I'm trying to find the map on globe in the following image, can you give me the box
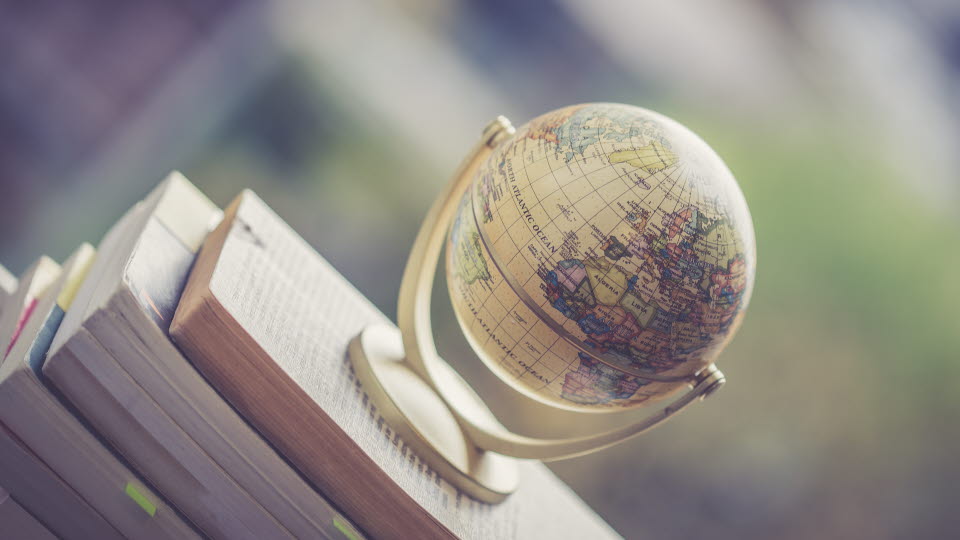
[447,103,755,410]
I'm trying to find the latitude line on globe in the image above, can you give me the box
[478,135,556,384]
[507,135,678,276]
[585,160,690,357]
[586,120,686,363]
[543,119,694,380]
[698,174,726,279]
[689,170,735,283]
[469,159,696,384]
[495,137,646,382]
[462,154,567,390]
[474,174,614,389]
[541,156,690,378]
[486,123,667,258]
[471,110,718,389]
[469,216,563,392]
[586,117,689,332]
[484,121,694,382]
[494,130,656,250]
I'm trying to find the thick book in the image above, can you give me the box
[171,190,620,539]
[0,255,119,540]
[0,258,60,358]
[0,484,57,540]
[46,175,287,539]
[46,173,365,540]
[0,421,119,540]
[0,247,197,539]
[0,263,121,540]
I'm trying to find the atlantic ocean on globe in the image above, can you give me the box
[446,103,756,412]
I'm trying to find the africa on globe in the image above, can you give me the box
[446,103,756,412]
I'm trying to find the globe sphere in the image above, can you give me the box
[446,103,755,412]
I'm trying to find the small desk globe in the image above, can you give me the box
[447,103,755,411]
[350,103,755,504]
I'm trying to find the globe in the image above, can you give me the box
[445,103,755,412]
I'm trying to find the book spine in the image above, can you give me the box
[0,424,123,540]
[0,486,58,540]
[48,323,293,539]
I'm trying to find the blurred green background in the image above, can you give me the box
[2,1,959,538]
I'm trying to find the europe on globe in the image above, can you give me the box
[446,103,756,411]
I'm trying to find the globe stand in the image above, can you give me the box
[349,325,519,503]
[350,115,727,503]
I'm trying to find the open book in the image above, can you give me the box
[172,190,620,539]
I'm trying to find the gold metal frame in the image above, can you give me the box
[349,116,726,502]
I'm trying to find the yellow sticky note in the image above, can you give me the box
[57,244,95,311]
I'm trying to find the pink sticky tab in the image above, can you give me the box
[5,297,38,359]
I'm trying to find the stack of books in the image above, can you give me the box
[0,173,618,539]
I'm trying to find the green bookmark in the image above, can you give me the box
[124,482,157,517]
[333,516,362,540]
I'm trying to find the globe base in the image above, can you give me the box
[348,324,519,503]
